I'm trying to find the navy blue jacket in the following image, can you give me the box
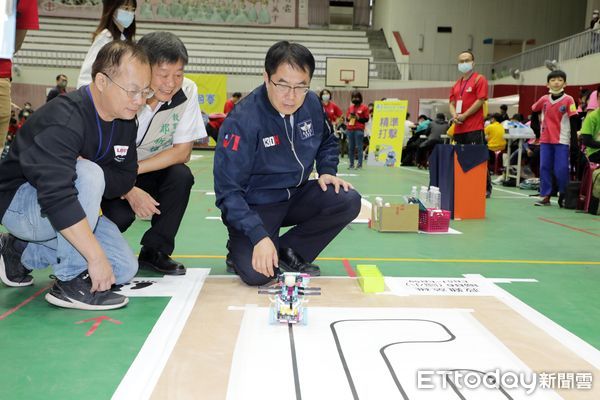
[214,84,339,245]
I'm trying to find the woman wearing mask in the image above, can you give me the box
[77,0,137,88]
[345,90,370,169]
[320,89,343,127]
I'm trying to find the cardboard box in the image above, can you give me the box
[370,203,419,232]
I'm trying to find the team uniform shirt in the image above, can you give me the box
[449,72,488,134]
[214,84,339,245]
[346,103,370,131]
[580,108,600,157]
[77,29,126,88]
[0,86,138,230]
[224,98,236,114]
[484,121,506,151]
[322,101,343,125]
[0,0,39,78]
[531,93,577,145]
[136,77,207,161]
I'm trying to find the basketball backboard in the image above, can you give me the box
[326,57,370,88]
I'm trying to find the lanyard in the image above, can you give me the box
[458,73,475,99]
[85,86,115,162]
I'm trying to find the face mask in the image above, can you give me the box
[458,62,473,74]
[58,81,67,88]
[352,99,361,105]
[321,94,330,102]
[549,88,564,95]
[114,9,135,29]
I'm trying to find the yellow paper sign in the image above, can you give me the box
[367,100,408,167]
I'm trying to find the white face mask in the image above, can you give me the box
[321,94,330,102]
[549,88,564,95]
[458,62,473,74]
[114,9,135,29]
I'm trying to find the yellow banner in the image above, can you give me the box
[185,73,227,115]
[367,100,408,167]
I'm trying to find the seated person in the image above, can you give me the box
[484,113,507,170]
[417,113,448,168]
[213,41,361,286]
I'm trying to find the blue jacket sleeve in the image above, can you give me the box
[213,118,269,246]
[315,113,339,176]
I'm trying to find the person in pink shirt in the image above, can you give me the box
[530,70,578,207]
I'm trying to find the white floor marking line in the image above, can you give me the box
[418,227,462,235]
[112,269,209,400]
[189,154,205,160]
[465,274,600,370]
[205,216,221,220]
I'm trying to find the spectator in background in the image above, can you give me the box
[0,0,38,155]
[417,113,447,168]
[403,112,416,147]
[590,9,600,30]
[484,113,507,169]
[531,70,578,207]
[77,0,137,88]
[17,102,34,121]
[346,90,370,169]
[580,89,600,163]
[498,104,509,122]
[589,10,600,54]
[320,88,343,128]
[46,74,69,103]
[224,92,242,114]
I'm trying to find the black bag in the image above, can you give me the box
[564,181,580,209]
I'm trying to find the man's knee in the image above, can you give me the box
[106,210,135,233]
[166,164,195,192]
[239,270,273,287]
[76,159,105,197]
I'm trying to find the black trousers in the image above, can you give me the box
[101,164,194,255]
[454,130,492,193]
[226,180,362,286]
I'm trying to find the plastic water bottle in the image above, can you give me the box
[429,186,441,209]
[419,186,429,208]
[410,186,418,199]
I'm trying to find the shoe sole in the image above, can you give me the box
[45,292,129,311]
[139,260,186,276]
[0,258,33,287]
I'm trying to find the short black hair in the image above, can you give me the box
[511,113,524,122]
[91,40,149,81]
[265,41,315,79]
[492,113,502,121]
[232,92,242,98]
[138,31,188,66]
[56,74,67,81]
[436,112,445,120]
[500,104,508,111]
[459,50,475,61]
[406,112,410,118]
[547,69,567,82]
[319,89,332,99]
[418,114,429,120]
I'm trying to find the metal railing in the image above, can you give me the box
[492,29,600,78]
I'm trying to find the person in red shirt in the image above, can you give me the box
[0,0,39,152]
[224,92,242,114]
[449,50,491,195]
[530,70,578,207]
[345,90,370,169]
[319,88,342,127]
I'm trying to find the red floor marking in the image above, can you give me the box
[0,285,51,321]
[342,259,356,277]
[75,316,122,337]
[539,217,600,237]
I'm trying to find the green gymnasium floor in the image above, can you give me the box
[1,150,599,399]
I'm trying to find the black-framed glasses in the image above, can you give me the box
[269,79,310,95]
[103,73,154,100]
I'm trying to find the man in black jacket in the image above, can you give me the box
[0,41,152,310]
[214,41,361,286]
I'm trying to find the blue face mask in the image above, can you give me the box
[458,62,473,74]
[114,9,135,29]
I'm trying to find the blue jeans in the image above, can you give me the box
[347,129,364,167]
[1,160,137,283]
[539,143,569,196]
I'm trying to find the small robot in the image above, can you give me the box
[385,150,397,167]
[258,273,321,325]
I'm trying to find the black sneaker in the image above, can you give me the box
[225,253,238,275]
[45,271,128,310]
[0,233,33,287]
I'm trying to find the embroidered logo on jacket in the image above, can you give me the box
[113,145,129,162]
[262,135,280,148]
[223,133,241,151]
[298,120,314,140]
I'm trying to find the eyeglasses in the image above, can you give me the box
[103,73,154,100]
[269,79,310,95]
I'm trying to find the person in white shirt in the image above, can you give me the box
[403,112,416,147]
[77,0,137,88]
[101,32,207,276]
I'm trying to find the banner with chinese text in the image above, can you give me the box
[186,73,227,115]
[367,100,408,167]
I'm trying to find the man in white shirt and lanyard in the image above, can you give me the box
[102,32,206,275]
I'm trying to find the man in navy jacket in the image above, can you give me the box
[214,41,361,286]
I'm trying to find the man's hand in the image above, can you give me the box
[252,237,278,277]
[122,187,160,218]
[318,173,353,193]
[454,114,465,124]
[87,255,116,292]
